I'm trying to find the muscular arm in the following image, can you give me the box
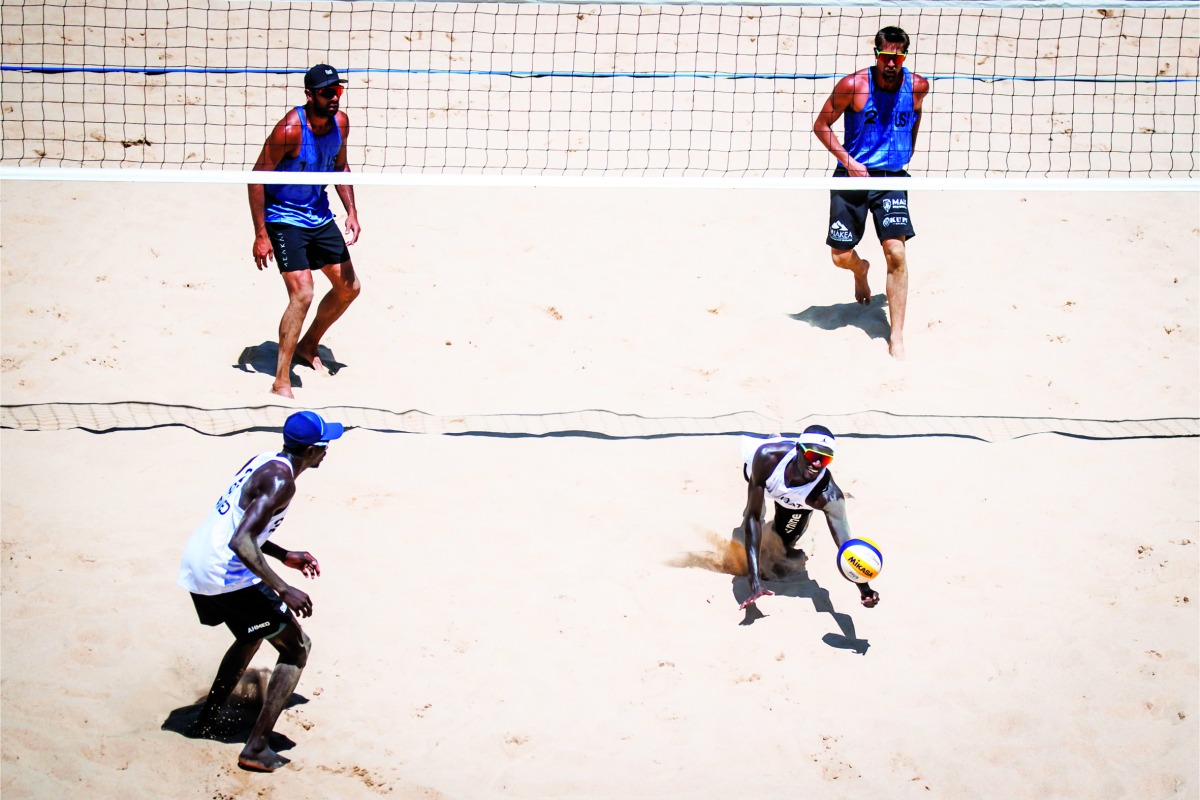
[229,463,314,615]
[742,477,769,604]
[811,476,879,608]
[332,112,360,245]
[813,72,869,177]
[739,443,791,609]
[248,111,303,268]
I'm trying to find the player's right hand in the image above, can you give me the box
[281,585,313,617]
[252,234,275,270]
[740,585,775,610]
[846,157,870,178]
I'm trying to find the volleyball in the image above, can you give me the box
[837,538,883,584]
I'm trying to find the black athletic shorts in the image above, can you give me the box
[773,504,812,545]
[190,582,293,642]
[826,167,917,249]
[266,220,351,274]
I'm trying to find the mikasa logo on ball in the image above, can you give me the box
[846,553,877,577]
[837,538,883,584]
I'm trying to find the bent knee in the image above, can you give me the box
[289,284,316,307]
[276,629,312,667]
[289,636,311,668]
[332,268,362,300]
[830,248,856,267]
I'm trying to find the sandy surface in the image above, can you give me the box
[1,180,1197,800]
[4,5,1198,798]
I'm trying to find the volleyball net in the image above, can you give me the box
[1,0,1197,183]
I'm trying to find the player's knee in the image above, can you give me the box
[830,248,856,268]
[332,269,361,302]
[289,282,316,307]
[291,632,312,668]
[881,239,906,266]
[275,629,311,667]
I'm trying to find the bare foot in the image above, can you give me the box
[853,259,871,305]
[270,383,295,399]
[238,746,290,773]
[292,345,325,372]
[888,336,907,360]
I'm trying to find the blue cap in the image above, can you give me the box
[283,410,345,448]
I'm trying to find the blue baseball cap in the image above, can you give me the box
[283,410,345,448]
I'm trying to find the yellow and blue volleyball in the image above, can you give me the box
[837,538,883,584]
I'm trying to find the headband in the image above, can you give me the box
[797,430,836,452]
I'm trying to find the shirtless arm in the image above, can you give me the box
[740,473,775,610]
[332,112,360,245]
[739,445,798,610]
[813,479,879,608]
[229,464,314,617]
[813,72,870,177]
[249,111,303,269]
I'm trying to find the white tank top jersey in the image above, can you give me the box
[177,452,293,596]
[741,436,828,511]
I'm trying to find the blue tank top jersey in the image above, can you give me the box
[264,106,342,229]
[842,69,916,172]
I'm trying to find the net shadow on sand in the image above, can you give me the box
[2,403,1195,442]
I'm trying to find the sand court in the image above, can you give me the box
[1,178,1197,798]
[3,1,1198,794]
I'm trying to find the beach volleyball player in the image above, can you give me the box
[249,64,363,398]
[739,425,880,610]
[177,411,343,772]
[813,27,929,360]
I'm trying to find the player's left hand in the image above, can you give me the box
[283,550,321,578]
[344,214,361,246]
[859,589,880,608]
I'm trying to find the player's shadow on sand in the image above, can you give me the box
[671,529,870,654]
[161,669,307,751]
[234,341,347,387]
[789,294,890,342]
[733,570,870,655]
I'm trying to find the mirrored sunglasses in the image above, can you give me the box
[875,50,907,64]
[315,85,344,99]
[800,445,834,469]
